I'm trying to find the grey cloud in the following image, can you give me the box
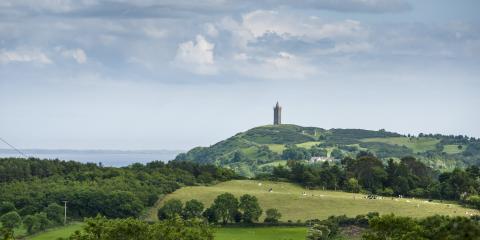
[0,0,412,20]
[287,0,412,13]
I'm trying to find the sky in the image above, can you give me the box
[0,0,479,150]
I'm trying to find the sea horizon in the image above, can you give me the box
[0,148,183,167]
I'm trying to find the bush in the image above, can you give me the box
[0,202,15,216]
[158,199,183,220]
[264,208,282,223]
[68,216,213,240]
[0,211,22,229]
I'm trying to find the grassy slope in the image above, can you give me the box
[215,226,306,240]
[296,141,322,149]
[27,223,83,240]
[360,137,439,153]
[443,144,466,154]
[157,180,477,222]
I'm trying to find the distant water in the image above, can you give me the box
[0,149,183,167]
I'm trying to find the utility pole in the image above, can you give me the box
[62,201,68,225]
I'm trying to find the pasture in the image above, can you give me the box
[154,180,476,222]
[215,226,307,240]
[360,137,440,153]
[27,223,83,240]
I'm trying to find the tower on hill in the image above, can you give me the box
[273,102,282,125]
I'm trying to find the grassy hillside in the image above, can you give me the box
[154,180,476,222]
[176,124,480,176]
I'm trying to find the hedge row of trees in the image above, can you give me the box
[66,216,213,240]
[304,213,480,240]
[0,158,238,235]
[158,193,282,224]
[269,152,480,202]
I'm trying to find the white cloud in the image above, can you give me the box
[0,49,52,64]
[242,10,367,42]
[173,35,217,75]
[232,51,317,80]
[205,23,219,38]
[143,26,168,39]
[59,48,88,64]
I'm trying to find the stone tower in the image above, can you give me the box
[273,102,282,125]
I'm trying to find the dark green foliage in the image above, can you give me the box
[67,216,213,240]
[0,157,236,228]
[330,149,344,159]
[243,125,317,144]
[209,193,239,224]
[45,203,63,224]
[282,145,311,160]
[158,199,183,220]
[0,202,15,216]
[239,194,262,223]
[0,211,21,229]
[0,227,14,240]
[264,208,282,223]
[359,142,413,158]
[363,214,480,240]
[270,155,480,201]
[183,199,204,220]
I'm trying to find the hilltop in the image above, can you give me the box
[176,124,480,176]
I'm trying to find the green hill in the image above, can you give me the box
[153,180,475,221]
[176,124,480,176]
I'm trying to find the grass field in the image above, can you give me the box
[27,223,83,240]
[266,144,287,154]
[296,141,322,149]
[215,226,306,240]
[443,144,466,154]
[360,137,440,153]
[155,180,477,222]
[258,160,288,168]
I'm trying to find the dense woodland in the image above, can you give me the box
[0,158,237,235]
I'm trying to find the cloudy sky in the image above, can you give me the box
[1,0,479,150]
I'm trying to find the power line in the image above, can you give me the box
[0,137,29,158]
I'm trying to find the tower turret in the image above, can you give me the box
[273,102,282,125]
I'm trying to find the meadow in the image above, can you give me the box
[26,223,83,240]
[360,137,440,153]
[215,226,307,240]
[153,180,477,222]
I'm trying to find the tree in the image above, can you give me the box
[306,224,331,240]
[264,208,281,223]
[183,199,204,220]
[0,227,14,240]
[239,194,262,223]
[211,193,238,224]
[158,199,183,220]
[0,202,15,216]
[23,215,38,234]
[202,207,218,223]
[45,203,63,224]
[0,211,21,229]
[35,212,50,231]
[347,178,360,193]
[68,215,213,240]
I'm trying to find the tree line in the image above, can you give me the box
[158,193,282,224]
[267,152,480,204]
